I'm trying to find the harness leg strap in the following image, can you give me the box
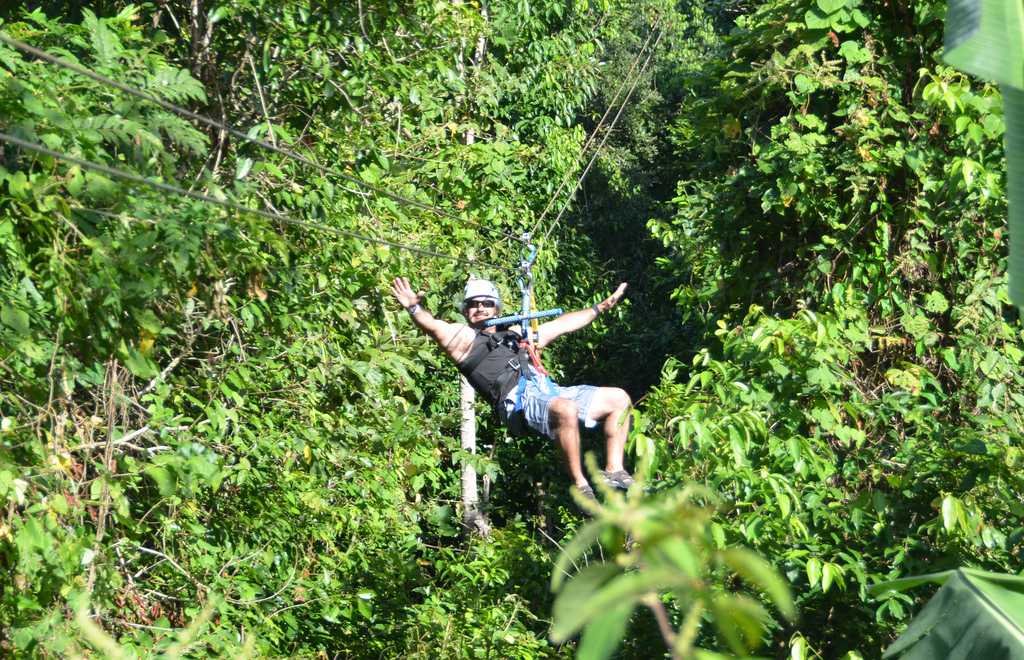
[513,374,529,412]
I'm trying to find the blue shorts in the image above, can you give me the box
[502,376,599,440]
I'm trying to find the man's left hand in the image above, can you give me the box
[596,282,628,314]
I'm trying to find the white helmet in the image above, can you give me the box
[462,278,501,310]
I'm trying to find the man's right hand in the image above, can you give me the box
[390,277,424,308]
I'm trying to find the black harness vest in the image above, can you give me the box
[457,329,531,407]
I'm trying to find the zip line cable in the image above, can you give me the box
[0,132,508,271]
[539,29,663,245]
[538,29,664,246]
[0,32,521,243]
[530,24,659,238]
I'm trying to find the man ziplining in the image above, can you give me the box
[390,276,634,500]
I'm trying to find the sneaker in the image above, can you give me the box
[601,470,635,490]
[572,483,597,515]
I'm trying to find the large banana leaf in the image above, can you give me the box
[943,0,1024,306]
[871,568,1024,659]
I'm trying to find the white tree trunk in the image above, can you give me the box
[457,0,491,538]
[460,376,489,535]
[460,375,478,509]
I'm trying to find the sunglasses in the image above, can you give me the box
[465,299,497,310]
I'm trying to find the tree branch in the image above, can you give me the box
[644,594,678,658]
[247,53,277,147]
[141,356,182,396]
[70,426,151,452]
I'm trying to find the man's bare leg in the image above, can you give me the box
[587,387,633,473]
[548,397,588,488]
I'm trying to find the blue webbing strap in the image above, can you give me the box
[513,374,529,412]
[512,368,559,414]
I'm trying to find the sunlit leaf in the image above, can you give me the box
[721,548,795,620]
[577,602,634,660]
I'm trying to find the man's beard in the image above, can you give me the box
[468,313,498,330]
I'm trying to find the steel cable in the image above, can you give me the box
[538,29,664,246]
[529,23,660,239]
[0,131,508,271]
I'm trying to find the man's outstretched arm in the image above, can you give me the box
[390,277,474,362]
[535,282,627,349]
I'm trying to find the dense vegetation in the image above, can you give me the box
[1,0,1020,658]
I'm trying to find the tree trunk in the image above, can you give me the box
[460,376,490,536]
[457,0,491,538]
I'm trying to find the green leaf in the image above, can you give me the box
[942,495,961,531]
[653,537,701,577]
[804,9,832,29]
[941,348,960,370]
[872,568,1024,596]
[924,291,949,314]
[830,8,855,31]
[122,347,158,379]
[822,562,835,593]
[817,0,848,13]
[839,41,872,63]
[357,596,372,619]
[1005,87,1024,307]
[84,10,123,65]
[880,570,1024,658]
[66,165,85,196]
[6,170,29,198]
[901,312,930,339]
[16,518,48,552]
[134,309,163,335]
[51,493,68,515]
[944,0,1024,87]
[144,466,177,497]
[944,0,1024,305]
[769,479,792,517]
[806,366,837,388]
[84,172,118,202]
[360,165,381,184]
[551,563,622,641]
[807,558,823,588]
[710,593,770,655]
[552,567,688,642]
[794,74,818,94]
[208,5,230,23]
[577,602,634,660]
[721,548,795,620]
[1,305,29,335]
[710,523,726,548]
[235,157,254,180]
[551,519,608,591]
[885,367,921,392]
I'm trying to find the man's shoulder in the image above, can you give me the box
[441,322,477,358]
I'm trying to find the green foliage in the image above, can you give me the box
[871,568,1024,658]
[941,0,1024,306]
[638,294,1022,654]
[2,0,1019,656]
[550,456,794,659]
[605,2,1024,655]
[0,1,658,656]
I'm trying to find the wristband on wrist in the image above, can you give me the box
[591,304,601,316]
[406,303,422,315]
